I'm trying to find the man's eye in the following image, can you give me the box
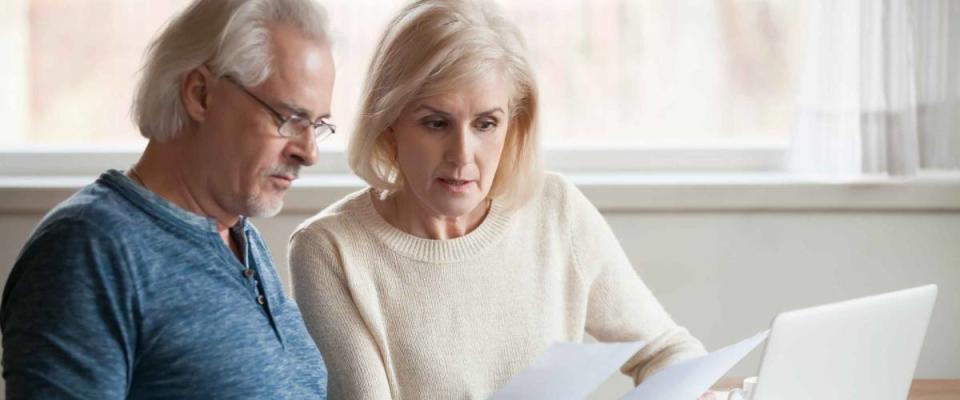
[290,116,311,127]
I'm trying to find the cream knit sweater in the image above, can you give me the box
[289,173,705,400]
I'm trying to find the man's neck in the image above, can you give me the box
[132,140,241,234]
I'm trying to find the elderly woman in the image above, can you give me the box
[289,0,707,398]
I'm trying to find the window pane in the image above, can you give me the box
[508,0,807,146]
[1,0,805,150]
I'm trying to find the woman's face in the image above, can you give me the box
[389,77,511,219]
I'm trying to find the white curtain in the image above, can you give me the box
[788,0,960,176]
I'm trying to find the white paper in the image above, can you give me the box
[488,341,645,400]
[620,330,770,400]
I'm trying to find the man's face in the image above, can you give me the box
[197,24,335,218]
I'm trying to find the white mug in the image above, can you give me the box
[727,376,758,400]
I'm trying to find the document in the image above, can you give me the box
[488,341,645,400]
[620,330,770,400]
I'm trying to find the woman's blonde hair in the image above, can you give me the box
[132,0,330,141]
[348,0,543,210]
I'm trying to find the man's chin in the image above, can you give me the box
[244,196,284,218]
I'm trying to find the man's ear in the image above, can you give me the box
[181,65,214,123]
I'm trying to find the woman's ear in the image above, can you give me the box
[181,65,214,123]
[383,126,399,159]
[383,126,398,145]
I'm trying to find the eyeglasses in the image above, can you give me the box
[223,76,336,142]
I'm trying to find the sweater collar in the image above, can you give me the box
[356,189,513,263]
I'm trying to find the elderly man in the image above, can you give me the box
[1,0,333,398]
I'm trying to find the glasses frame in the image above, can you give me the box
[222,75,336,141]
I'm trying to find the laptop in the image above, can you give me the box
[748,284,938,400]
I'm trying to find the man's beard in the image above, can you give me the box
[245,194,284,218]
[243,164,299,218]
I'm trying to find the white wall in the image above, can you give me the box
[1,183,958,398]
[0,0,28,148]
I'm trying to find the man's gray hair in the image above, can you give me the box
[132,0,330,141]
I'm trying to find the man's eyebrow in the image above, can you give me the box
[278,101,331,122]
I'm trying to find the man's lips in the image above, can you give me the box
[269,175,296,188]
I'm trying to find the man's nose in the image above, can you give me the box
[286,131,318,167]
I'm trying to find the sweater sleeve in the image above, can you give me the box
[557,175,707,384]
[288,226,393,400]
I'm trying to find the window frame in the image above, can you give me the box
[0,145,786,178]
[3,146,960,216]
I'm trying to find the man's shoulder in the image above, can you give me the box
[36,179,141,237]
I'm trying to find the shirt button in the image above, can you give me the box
[243,268,255,279]
[256,295,266,305]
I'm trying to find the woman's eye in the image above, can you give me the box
[422,119,447,130]
[476,119,498,131]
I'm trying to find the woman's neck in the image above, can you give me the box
[372,190,490,240]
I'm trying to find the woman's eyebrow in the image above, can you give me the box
[414,105,504,117]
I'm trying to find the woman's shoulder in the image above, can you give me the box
[530,171,585,210]
[292,187,373,241]
[506,171,588,227]
[519,171,601,230]
[540,171,576,195]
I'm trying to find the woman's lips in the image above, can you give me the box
[437,177,474,193]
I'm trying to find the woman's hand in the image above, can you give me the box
[699,391,719,400]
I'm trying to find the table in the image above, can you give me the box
[712,378,960,400]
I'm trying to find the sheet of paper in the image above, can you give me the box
[488,341,645,400]
[620,330,770,400]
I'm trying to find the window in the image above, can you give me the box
[1,0,807,172]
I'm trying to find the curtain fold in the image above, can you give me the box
[788,0,960,176]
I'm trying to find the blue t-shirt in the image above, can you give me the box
[1,170,327,399]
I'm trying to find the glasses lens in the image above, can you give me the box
[314,124,335,142]
[279,117,311,138]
